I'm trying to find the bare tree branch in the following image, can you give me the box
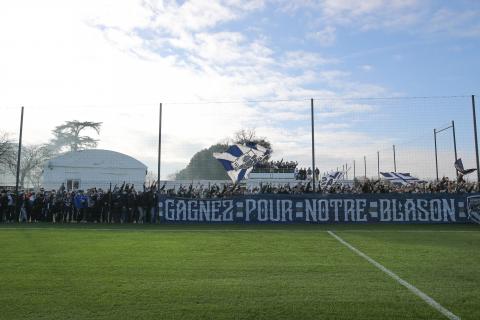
[6,144,53,188]
[0,132,14,166]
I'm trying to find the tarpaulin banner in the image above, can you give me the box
[158,193,480,224]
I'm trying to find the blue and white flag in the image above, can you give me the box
[213,143,269,183]
[320,171,343,187]
[454,158,476,175]
[380,172,424,185]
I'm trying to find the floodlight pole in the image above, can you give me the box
[14,106,24,218]
[310,98,316,192]
[452,120,458,177]
[434,128,439,181]
[472,95,480,183]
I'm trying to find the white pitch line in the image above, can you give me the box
[0,227,478,233]
[0,227,329,233]
[327,231,460,320]
[327,230,479,233]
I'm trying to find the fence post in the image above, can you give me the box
[14,106,24,219]
[158,103,162,185]
[311,98,316,192]
[393,144,397,172]
[434,128,439,181]
[353,160,356,180]
[452,120,458,177]
[472,95,480,183]
[377,151,380,179]
[364,156,367,178]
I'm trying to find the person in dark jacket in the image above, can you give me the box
[0,190,7,223]
[74,191,88,222]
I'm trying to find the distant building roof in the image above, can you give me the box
[45,149,147,170]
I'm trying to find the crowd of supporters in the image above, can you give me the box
[0,182,158,224]
[1,177,478,223]
[253,160,298,173]
[161,176,479,198]
[295,167,320,180]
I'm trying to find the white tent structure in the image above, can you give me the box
[42,149,147,191]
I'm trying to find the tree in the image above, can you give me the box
[175,144,230,180]
[7,144,52,188]
[0,132,14,166]
[50,120,102,152]
[234,128,272,159]
[174,129,273,180]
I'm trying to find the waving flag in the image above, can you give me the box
[213,143,269,183]
[454,158,476,175]
[380,172,424,185]
[320,171,344,187]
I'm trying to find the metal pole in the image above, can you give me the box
[472,95,480,183]
[377,151,380,179]
[393,144,397,172]
[452,120,458,177]
[14,106,24,218]
[364,156,367,178]
[345,162,348,179]
[353,160,356,180]
[311,98,316,192]
[158,103,162,185]
[434,128,439,181]
[108,182,112,223]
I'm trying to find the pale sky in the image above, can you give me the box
[1,0,479,179]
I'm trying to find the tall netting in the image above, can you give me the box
[161,99,312,185]
[314,96,475,181]
[0,95,478,190]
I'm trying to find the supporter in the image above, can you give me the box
[253,160,298,173]
[0,190,7,223]
[307,167,312,180]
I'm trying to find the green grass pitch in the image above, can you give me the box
[0,224,479,320]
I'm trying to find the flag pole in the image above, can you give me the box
[310,98,316,192]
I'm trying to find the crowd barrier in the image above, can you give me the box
[158,193,480,224]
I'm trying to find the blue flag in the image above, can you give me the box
[213,143,269,183]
